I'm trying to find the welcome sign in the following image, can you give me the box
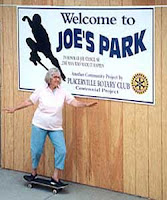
[18,6,154,104]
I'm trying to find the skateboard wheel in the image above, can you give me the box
[52,189,58,194]
[28,183,33,188]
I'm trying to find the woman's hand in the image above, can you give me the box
[70,99,98,108]
[85,102,98,107]
[2,108,16,113]
[2,99,33,114]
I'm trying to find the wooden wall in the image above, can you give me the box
[1,0,167,200]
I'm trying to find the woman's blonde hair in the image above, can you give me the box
[44,67,61,84]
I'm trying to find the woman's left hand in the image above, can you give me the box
[85,102,98,107]
[70,99,97,108]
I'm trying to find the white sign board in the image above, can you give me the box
[18,6,154,104]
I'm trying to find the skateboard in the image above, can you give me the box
[23,175,67,194]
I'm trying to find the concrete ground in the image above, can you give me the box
[0,168,148,200]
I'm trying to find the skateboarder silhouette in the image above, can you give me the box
[22,14,66,81]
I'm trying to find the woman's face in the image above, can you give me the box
[50,72,61,88]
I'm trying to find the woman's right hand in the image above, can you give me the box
[2,108,15,113]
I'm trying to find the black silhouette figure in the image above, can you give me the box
[22,14,66,81]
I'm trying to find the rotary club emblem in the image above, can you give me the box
[131,73,148,94]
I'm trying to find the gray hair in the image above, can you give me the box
[44,68,61,84]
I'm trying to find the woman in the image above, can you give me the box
[3,67,97,187]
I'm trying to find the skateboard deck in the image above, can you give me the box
[24,175,67,194]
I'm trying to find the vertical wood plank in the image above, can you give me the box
[132,0,155,5]
[99,101,112,189]
[64,104,77,182]
[162,7,167,200]
[13,6,24,171]
[109,0,123,192]
[74,0,87,6]
[85,0,98,6]
[160,0,167,5]
[135,105,149,197]
[4,0,26,4]
[2,6,14,169]
[148,7,162,200]
[32,0,53,5]
[52,0,65,6]
[87,99,100,186]
[155,0,162,4]
[110,102,123,192]
[13,0,30,174]
[0,5,5,168]
[97,101,111,189]
[76,99,89,185]
[123,0,132,6]
[123,103,136,195]
[109,0,123,5]
[23,92,34,174]
[2,0,12,4]
[64,0,75,6]
[9,0,53,5]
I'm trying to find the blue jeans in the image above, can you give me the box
[31,125,66,170]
